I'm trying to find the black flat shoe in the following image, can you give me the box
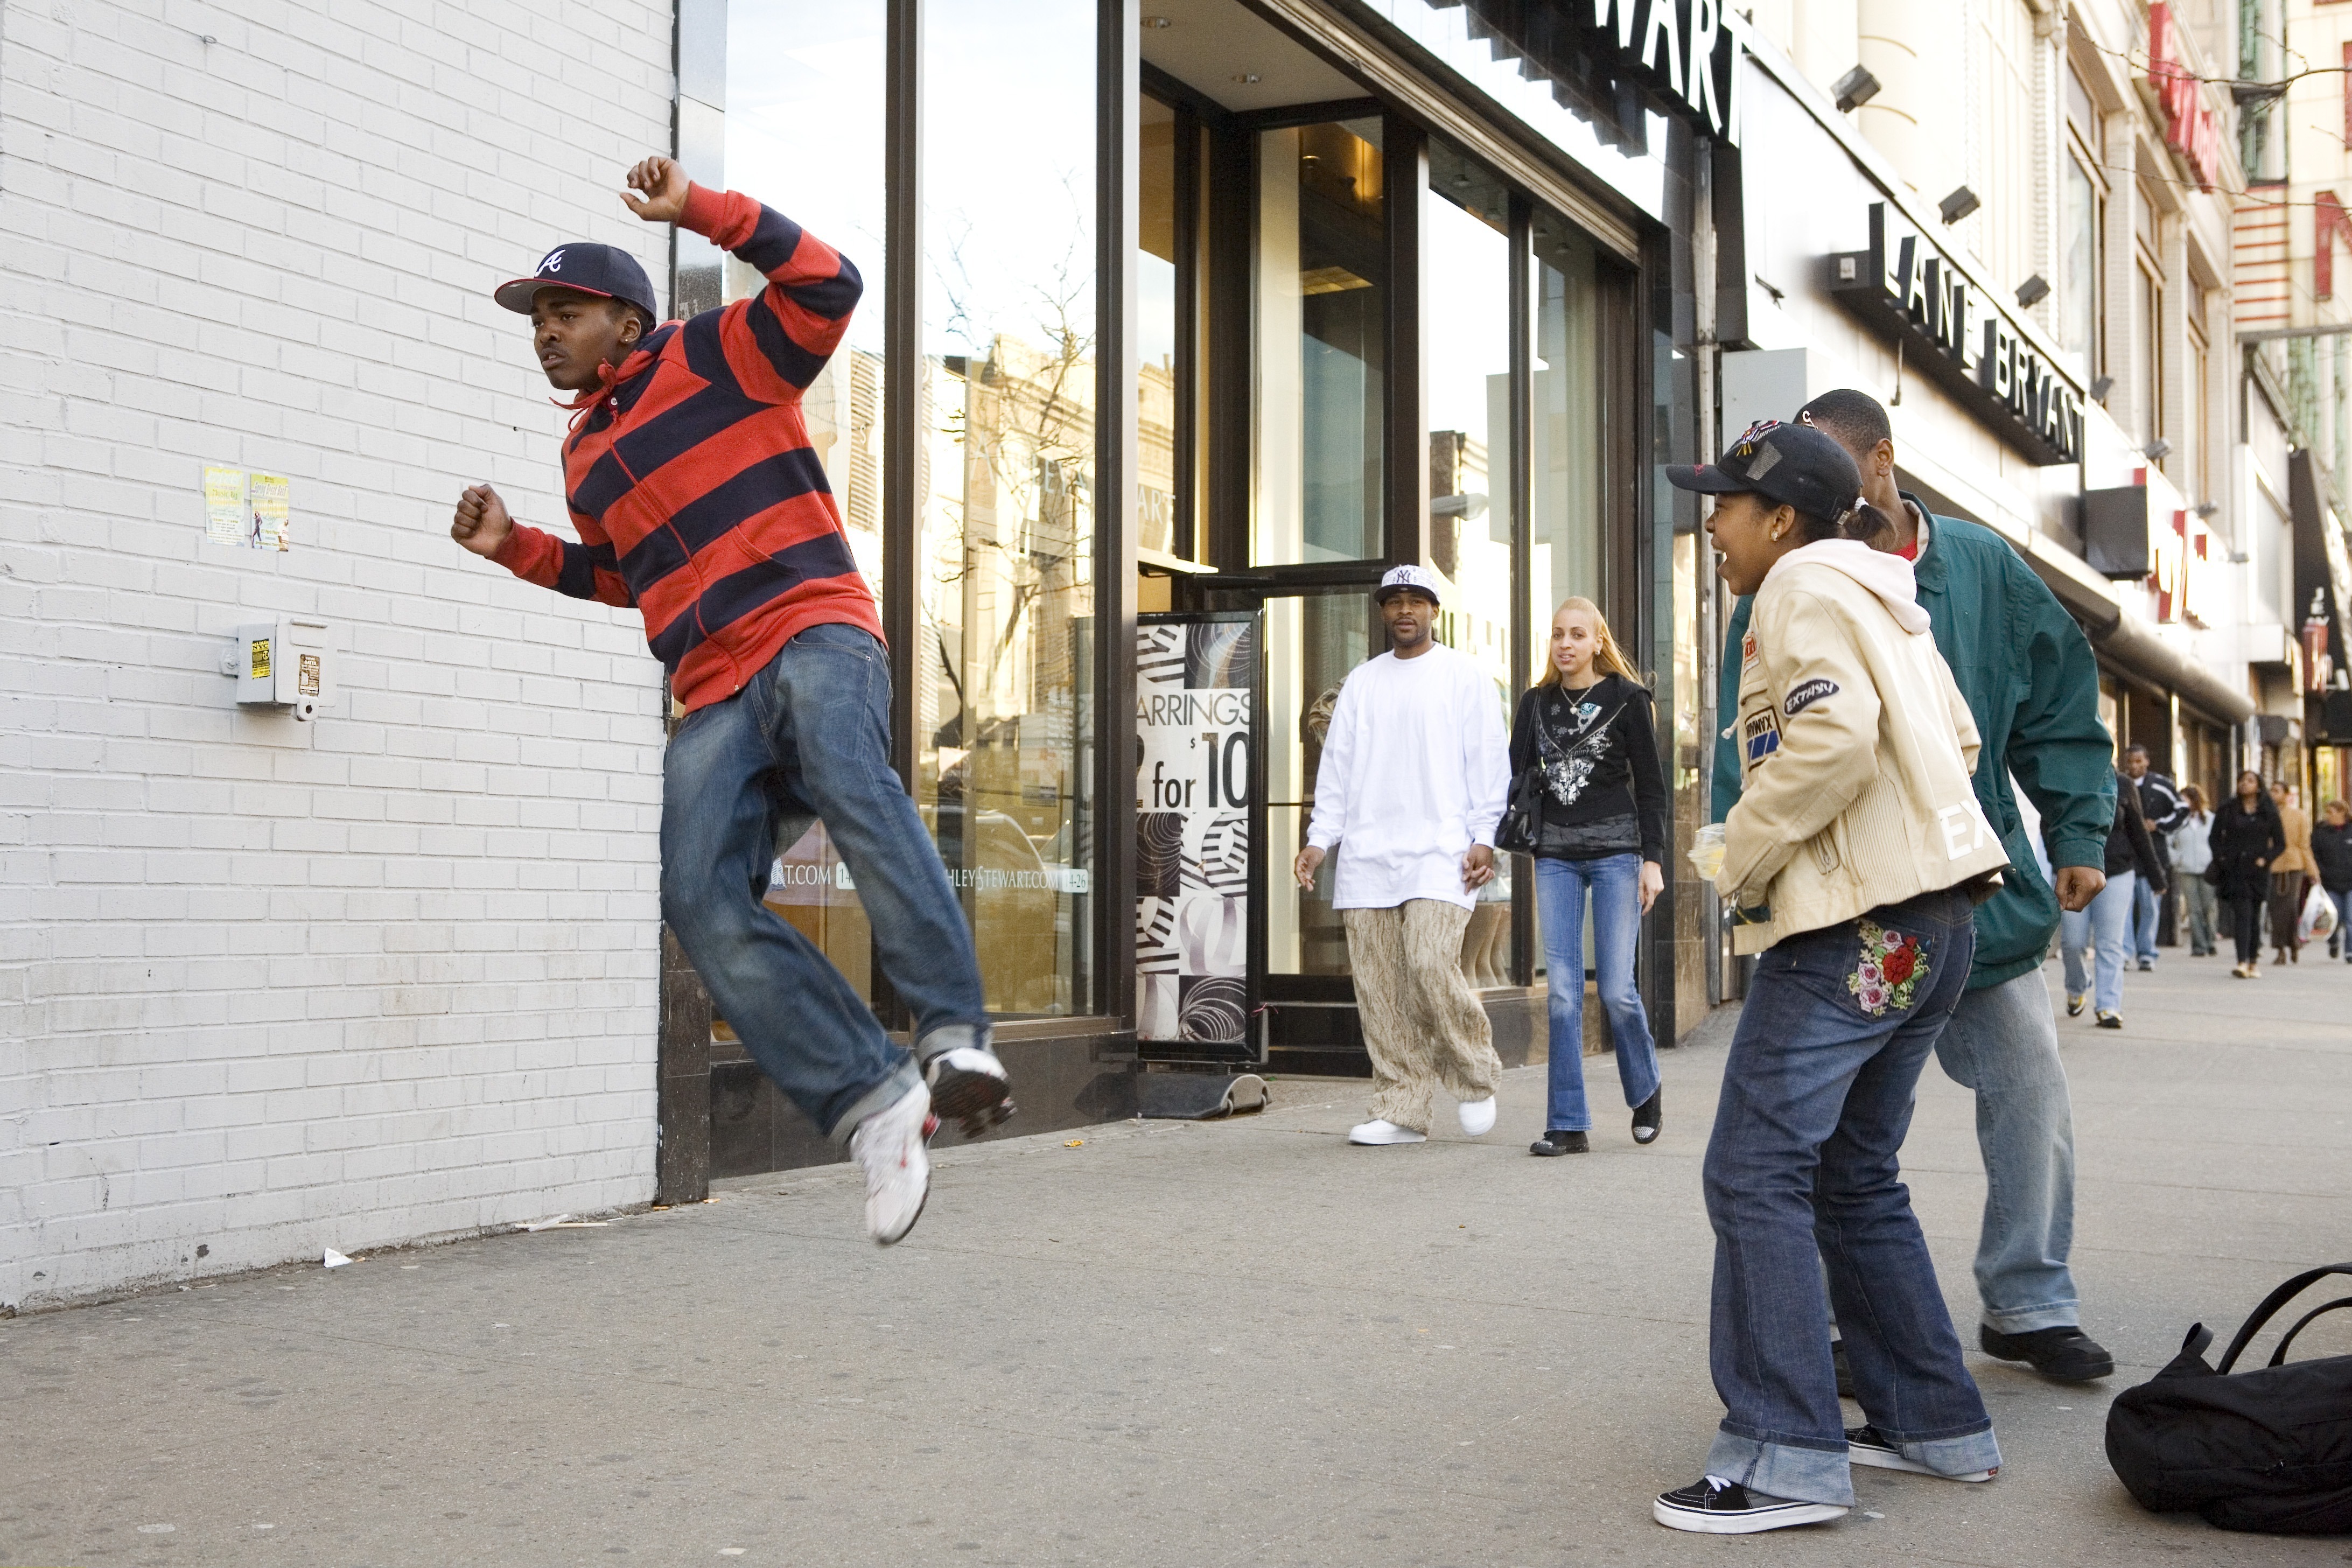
[1631,1088,1662,1144]
[1979,1323,2115,1382]
[1530,1130,1588,1156]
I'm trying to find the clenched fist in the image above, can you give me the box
[451,484,514,559]
[620,156,691,225]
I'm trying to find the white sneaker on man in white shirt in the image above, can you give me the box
[1458,1096,1497,1136]
[1348,1118,1427,1145]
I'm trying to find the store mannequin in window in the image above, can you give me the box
[1293,566,1512,1147]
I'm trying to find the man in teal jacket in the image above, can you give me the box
[1713,389,2119,1382]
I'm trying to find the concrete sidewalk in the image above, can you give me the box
[4,953,2348,1566]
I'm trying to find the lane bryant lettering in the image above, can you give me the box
[1830,202,2085,466]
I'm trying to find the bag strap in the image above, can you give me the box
[2180,1322,2214,1360]
[2218,1264,2352,1372]
[2269,1297,2352,1368]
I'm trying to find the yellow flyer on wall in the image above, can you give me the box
[248,473,291,551]
[202,465,247,547]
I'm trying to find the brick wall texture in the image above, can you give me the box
[1,0,678,1310]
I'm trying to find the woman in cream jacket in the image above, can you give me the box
[1650,421,2011,1537]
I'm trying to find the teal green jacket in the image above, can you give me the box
[1712,501,2117,989]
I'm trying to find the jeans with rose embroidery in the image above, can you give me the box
[1700,887,1997,1507]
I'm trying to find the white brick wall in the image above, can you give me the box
[0,0,677,1310]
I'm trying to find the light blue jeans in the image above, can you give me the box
[1931,968,2081,1334]
[2059,869,2136,1014]
[2130,872,2161,964]
[1534,853,1660,1132]
[660,624,987,1140]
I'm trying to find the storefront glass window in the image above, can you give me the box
[918,0,1097,1017]
[1425,141,1517,986]
[2061,153,2099,372]
[724,0,888,991]
[1529,211,1605,676]
[1256,120,1387,564]
[1265,591,1377,975]
[1141,95,1180,559]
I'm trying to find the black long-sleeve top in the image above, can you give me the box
[1507,673,1668,864]
[2207,794,2285,903]
[2102,773,2165,891]
[2315,818,2352,893]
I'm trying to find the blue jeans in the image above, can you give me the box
[1535,854,1660,1131]
[1931,969,2080,1334]
[2130,872,2160,963]
[2059,869,2135,1013]
[660,624,987,1140]
[2332,888,2352,957]
[1703,889,1998,1507]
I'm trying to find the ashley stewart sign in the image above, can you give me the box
[1830,203,2085,466]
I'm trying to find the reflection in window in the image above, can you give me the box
[1530,212,1604,684]
[2061,154,2099,372]
[724,0,887,995]
[1265,592,1377,975]
[1424,142,1517,987]
[919,0,1096,1017]
[1257,120,1386,564]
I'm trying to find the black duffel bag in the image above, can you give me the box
[2106,1263,2352,1534]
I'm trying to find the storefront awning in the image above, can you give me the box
[2022,554,2256,726]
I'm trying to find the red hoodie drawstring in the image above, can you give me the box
[555,359,624,436]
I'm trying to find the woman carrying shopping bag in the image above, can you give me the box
[1649,421,2010,1534]
[2171,785,2217,958]
[1509,597,1667,1156]
[2313,799,2352,962]
[2209,772,2285,979]
[2056,772,2165,1028]
[2268,782,2316,964]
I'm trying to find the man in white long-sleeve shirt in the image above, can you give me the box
[1294,566,1514,1146]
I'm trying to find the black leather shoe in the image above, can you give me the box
[1979,1324,2115,1382]
[1631,1089,1663,1145]
[1529,1130,1589,1156]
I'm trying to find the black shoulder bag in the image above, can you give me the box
[2106,1262,2352,1534]
[1495,691,1627,857]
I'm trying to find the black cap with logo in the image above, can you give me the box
[493,243,660,320]
[1664,419,1863,523]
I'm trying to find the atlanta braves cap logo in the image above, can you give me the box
[538,248,566,276]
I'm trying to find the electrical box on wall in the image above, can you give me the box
[222,617,335,720]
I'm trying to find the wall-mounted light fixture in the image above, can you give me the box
[2090,375,2115,402]
[2015,274,2051,308]
[1832,66,1881,112]
[2194,501,2220,518]
[1938,186,1982,225]
[2143,438,2173,461]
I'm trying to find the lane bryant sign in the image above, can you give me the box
[1830,202,2086,466]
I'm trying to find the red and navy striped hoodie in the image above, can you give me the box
[491,184,880,711]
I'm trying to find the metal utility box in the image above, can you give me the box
[230,617,334,720]
[2081,485,2153,579]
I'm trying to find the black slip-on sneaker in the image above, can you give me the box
[1631,1088,1663,1145]
[1530,1129,1589,1156]
[1652,1476,1846,1534]
[1845,1424,1996,1482]
[1979,1323,2115,1382]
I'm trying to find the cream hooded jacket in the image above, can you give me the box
[1723,541,2010,954]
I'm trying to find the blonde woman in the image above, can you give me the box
[1508,598,1667,1154]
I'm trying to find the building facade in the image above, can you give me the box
[6,0,1758,1305]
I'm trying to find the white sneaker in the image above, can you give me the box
[1348,1118,1427,1145]
[849,1081,935,1245]
[1457,1096,1497,1136]
[922,1039,1016,1138]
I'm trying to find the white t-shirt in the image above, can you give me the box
[1305,644,1511,911]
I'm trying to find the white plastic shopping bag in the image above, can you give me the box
[2301,883,2338,945]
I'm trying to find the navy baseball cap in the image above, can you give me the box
[494,243,659,320]
[1664,420,1863,522]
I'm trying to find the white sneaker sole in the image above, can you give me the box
[1348,1127,1427,1146]
[1848,1446,1995,1483]
[1651,1499,1848,1534]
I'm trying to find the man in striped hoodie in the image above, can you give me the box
[450,155,1011,1245]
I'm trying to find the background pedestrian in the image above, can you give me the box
[2314,799,2352,963]
[1511,597,1667,1157]
[2057,770,2164,1028]
[2122,745,2187,970]
[2210,771,2284,979]
[2171,784,2217,957]
[2269,782,2316,964]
